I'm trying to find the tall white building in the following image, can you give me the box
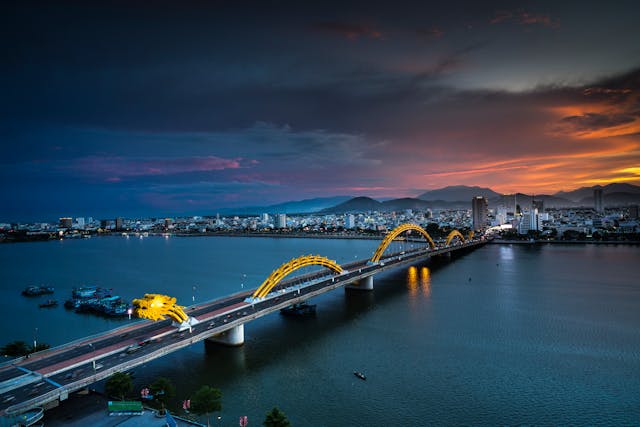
[345,214,356,229]
[276,214,287,229]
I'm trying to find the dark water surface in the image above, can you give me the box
[1,237,639,425]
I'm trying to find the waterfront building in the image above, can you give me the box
[345,214,356,229]
[471,196,488,232]
[594,188,604,213]
[115,217,123,231]
[276,213,287,229]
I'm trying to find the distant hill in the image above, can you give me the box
[321,196,381,213]
[555,183,640,202]
[321,196,471,213]
[214,182,640,216]
[578,192,640,207]
[217,196,353,215]
[492,193,576,209]
[418,185,500,202]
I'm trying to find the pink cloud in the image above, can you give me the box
[68,155,250,181]
[490,9,559,28]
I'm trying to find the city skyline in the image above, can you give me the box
[2,1,640,220]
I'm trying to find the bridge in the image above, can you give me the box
[0,224,486,418]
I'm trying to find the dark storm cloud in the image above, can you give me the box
[2,1,640,220]
[312,22,384,40]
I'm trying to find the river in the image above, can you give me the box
[1,237,639,425]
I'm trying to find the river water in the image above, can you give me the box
[1,237,639,425]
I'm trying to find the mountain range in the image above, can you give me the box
[215,183,640,215]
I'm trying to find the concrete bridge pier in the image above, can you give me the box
[346,275,374,291]
[207,324,244,346]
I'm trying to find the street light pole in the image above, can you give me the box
[33,327,38,350]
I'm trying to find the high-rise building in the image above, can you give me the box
[115,217,124,231]
[629,205,639,219]
[345,214,356,229]
[594,188,604,213]
[276,213,287,229]
[471,196,488,232]
[532,199,544,213]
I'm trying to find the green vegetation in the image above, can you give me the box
[0,340,50,357]
[190,385,222,425]
[263,407,291,427]
[105,372,133,400]
[149,376,176,414]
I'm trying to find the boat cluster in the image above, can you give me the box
[21,285,59,308]
[64,286,132,317]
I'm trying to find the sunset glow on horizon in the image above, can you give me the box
[1,1,639,220]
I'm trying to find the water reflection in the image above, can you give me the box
[407,266,431,298]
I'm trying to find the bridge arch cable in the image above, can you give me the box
[370,223,436,263]
[252,255,343,299]
[445,230,466,246]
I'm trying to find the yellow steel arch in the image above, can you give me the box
[468,230,475,240]
[370,223,435,263]
[445,230,466,246]
[252,255,343,299]
[132,293,189,323]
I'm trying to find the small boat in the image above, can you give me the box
[22,286,54,297]
[280,302,316,317]
[39,299,58,308]
[353,371,366,381]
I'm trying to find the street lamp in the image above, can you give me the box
[217,415,221,426]
[33,327,38,351]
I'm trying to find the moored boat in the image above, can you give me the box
[22,286,54,296]
[39,299,58,308]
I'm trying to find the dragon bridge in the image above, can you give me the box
[370,223,436,263]
[132,293,189,323]
[251,255,343,299]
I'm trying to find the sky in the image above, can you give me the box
[2,0,640,221]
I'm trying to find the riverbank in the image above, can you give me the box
[490,239,640,244]
[42,390,204,427]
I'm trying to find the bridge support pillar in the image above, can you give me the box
[207,324,244,346]
[346,275,374,291]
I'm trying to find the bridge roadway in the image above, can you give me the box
[0,239,485,417]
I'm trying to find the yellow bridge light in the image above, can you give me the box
[370,223,436,263]
[445,230,465,246]
[251,255,343,299]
